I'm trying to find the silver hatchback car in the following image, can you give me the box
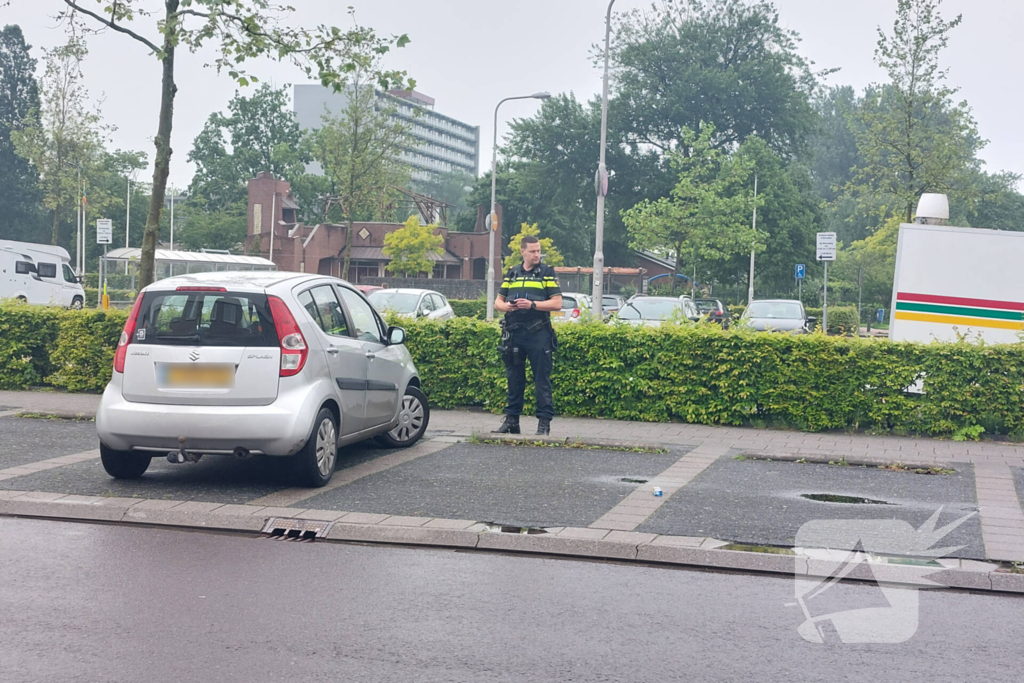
[96,272,428,487]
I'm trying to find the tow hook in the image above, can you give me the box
[233,447,253,460]
[167,437,202,464]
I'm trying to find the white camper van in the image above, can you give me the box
[0,240,85,308]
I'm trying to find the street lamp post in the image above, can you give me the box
[486,91,552,322]
[591,0,616,319]
[747,170,758,305]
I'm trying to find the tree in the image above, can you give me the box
[314,81,410,278]
[11,38,108,251]
[187,83,313,211]
[382,215,442,276]
[848,0,979,223]
[503,223,565,270]
[172,202,247,252]
[0,25,45,243]
[612,0,819,157]
[622,125,765,294]
[59,1,412,289]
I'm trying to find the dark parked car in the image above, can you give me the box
[695,299,731,328]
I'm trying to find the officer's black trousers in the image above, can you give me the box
[504,326,554,421]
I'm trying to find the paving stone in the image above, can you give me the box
[209,504,266,517]
[423,518,479,530]
[377,515,432,527]
[129,499,185,511]
[325,522,478,548]
[604,530,658,545]
[476,532,638,560]
[294,509,348,522]
[990,572,1024,593]
[339,511,390,525]
[649,535,706,548]
[556,527,610,540]
[15,491,68,501]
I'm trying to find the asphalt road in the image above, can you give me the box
[637,457,985,559]
[0,517,1019,683]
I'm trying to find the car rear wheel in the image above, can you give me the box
[100,443,152,479]
[293,408,338,488]
[375,386,429,449]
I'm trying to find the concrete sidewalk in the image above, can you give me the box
[2,388,1023,562]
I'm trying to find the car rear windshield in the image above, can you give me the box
[133,290,279,347]
[695,301,718,314]
[620,299,682,320]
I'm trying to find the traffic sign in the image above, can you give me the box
[795,264,805,280]
[816,232,836,261]
[96,219,112,245]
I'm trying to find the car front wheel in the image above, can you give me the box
[100,443,152,479]
[375,386,429,448]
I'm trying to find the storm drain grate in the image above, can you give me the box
[261,517,335,542]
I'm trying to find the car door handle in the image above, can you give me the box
[364,351,376,359]
[326,347,340,355]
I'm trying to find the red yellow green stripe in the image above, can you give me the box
[894,310,1024,331]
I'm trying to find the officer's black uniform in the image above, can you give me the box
[495,263,561,434]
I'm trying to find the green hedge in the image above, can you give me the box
[449,299,487,319]
[0,305,126,392]
[399,317,1024,436]
[5,305,1024,437]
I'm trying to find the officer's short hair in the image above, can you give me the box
[520,235,540,248]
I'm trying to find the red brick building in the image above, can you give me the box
[246,172,502,284]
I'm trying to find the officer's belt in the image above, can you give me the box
[502,318,549,332]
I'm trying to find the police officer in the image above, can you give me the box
[492,235,562,435]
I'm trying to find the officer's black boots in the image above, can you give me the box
[536,418,551,435]
[493,415,520,434]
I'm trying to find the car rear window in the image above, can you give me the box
[561,296,578,309]
[133,290,279,347]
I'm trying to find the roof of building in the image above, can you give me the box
[104,247,275,266]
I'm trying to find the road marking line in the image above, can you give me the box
[246,439,455,508]
[589,442,729,532]
[0,449,100,480]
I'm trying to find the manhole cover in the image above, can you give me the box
[801,493,894,505]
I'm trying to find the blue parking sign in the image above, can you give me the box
[795,264,805,279]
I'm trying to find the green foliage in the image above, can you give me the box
[186,84,314,213]
[390,317,1024,436]
[383,215,444,276]
[7,304,1024,436]
[172,200,247,252]
[0,304,61,388]
[846,0,977,222]
[449,299,486,320]
[46,309,126,392]
[84,288,135,307]
[503,223,564,270]
[622,125,765,293]
[0,305,125,391]
[0,25,46,243]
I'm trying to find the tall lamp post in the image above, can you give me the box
[747,170,758,305]
[591,0,616,319]
[486,91,552,322]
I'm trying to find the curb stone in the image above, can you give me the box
[1,492,1022,595]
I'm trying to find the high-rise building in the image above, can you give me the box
[293,85,480,186]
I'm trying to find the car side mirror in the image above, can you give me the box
[387,326,406,345]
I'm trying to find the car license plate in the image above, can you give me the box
[159,364,235,388]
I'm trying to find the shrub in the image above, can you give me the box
[84,288,136,307]
[449,298,487,319]
[46,309,127,392]
[0,304,61,389]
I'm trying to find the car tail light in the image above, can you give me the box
[268,295,307,377]
[570,308,580,319]
[113,295,145,374]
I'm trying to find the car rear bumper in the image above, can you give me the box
[95,374,330,456]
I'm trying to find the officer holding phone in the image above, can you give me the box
[492,235,562,435]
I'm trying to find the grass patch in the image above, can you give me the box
[16,411,93,422]
[877,463,957,475]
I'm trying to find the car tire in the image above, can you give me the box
[293,407,338,488]
[100,443,152,479]
[71,297,83,310]
[374,386,429,449]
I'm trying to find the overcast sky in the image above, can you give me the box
[5,0,1022,192]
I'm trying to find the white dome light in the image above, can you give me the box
[914,194,949,225]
